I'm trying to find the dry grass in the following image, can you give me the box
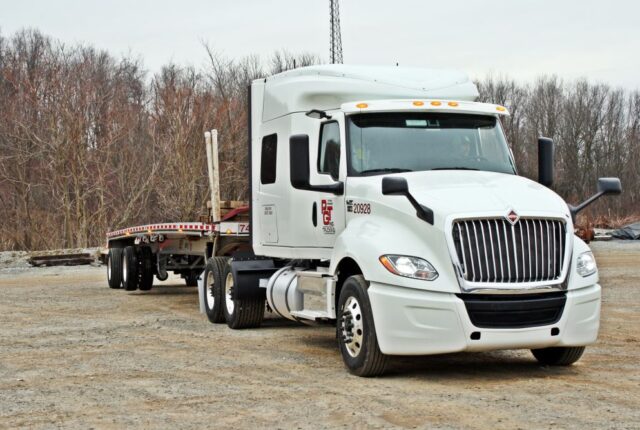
[575,213,640,230]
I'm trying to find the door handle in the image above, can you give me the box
[312,202,317,227]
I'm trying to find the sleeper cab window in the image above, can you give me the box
[318,122,341,180]
[261,134,277,185]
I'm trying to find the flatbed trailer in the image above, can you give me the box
[105,130,251,303]
[105,211,250,288]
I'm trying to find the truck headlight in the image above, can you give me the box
[576,251,597,277]
[379,255,438,281]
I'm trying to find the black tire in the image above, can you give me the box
[107,248,123,289]
[337,275,388,377]
[138,247,154,291]
[185,271,199,287]
[223,263,265,329]
[202,257,229,324]
[531,346,586,366]
[122,246,140,291]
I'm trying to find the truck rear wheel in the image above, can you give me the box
[223,264,265,329]
[203,257,229,324]
[337,275,388,377]
[122,246,140,291]
[531,346,586,366]
[107,248,123,289]
[138,247,154,291]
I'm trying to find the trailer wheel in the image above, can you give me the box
[122,246,140,291]
[107,248,123,289]
[223,264,265,329]
[202,257,229,324]
[138,247,154,291]
[337,275,388,377]
[531,346,586,366]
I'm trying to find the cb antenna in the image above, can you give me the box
[329,0,343,64]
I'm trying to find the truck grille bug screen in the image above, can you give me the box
[452,218,566,283]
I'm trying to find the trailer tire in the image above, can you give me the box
[122,246,140,291]
[337,275,388,377]
[223,264,264,329]
[531,346,586,366]
[107,248,123,289]
[138,247,154,291]
[203,257,229,324]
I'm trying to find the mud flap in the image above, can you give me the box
[230,258,277,301]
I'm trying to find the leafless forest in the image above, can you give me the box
[0,30,638,251]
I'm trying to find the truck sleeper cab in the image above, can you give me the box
[169,65,622,377]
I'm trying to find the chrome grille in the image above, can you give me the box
[452,218,566,283]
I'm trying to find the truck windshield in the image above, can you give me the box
[347,113,515,176]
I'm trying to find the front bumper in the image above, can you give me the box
[368,282,601,355]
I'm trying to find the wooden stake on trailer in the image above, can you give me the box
[210,130,221,221]
[204,130,221,222]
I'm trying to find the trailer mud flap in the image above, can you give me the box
[230,259,277,300]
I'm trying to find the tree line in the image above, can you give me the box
[0,29,638,251]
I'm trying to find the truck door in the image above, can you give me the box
[312,118,346,247]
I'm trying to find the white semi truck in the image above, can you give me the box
[106,65,621,376]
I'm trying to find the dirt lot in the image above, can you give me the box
[0,242,639,429]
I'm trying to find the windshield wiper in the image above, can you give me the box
[431,167,480,171]
[359,168,413,176]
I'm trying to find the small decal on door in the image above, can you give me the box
[321,199,335,234]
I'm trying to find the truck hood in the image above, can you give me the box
[351,170,571,222]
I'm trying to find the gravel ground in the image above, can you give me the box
[0,241,639,429]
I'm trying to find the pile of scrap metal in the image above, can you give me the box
[611,221,640,240]
[28,252,96,267]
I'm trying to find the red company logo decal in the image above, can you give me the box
[506,209,520,225]
[321,199,333,225]
[321,199,335,234]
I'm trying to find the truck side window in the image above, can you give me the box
[261,134,277,184]
[318,122,340,180]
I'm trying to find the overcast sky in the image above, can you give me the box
[1,0,638,90]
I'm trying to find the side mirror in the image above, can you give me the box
[538,137,554,187]
[381,177,434,224]
[569,177,622,221]
[597,177,622,195]
[382,177,409,195]
[289,134,343,195]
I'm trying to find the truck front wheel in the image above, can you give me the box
[531,346,586,366]
[107,248,123,289]
[223,264,264,329]
[203,257,229,324]
[337,275,388,377]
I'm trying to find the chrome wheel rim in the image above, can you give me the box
[225,272,235,315]
[122,255,128,283]
[206,271,215,309]
[340,296,364,358]
[107,256,112,280]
